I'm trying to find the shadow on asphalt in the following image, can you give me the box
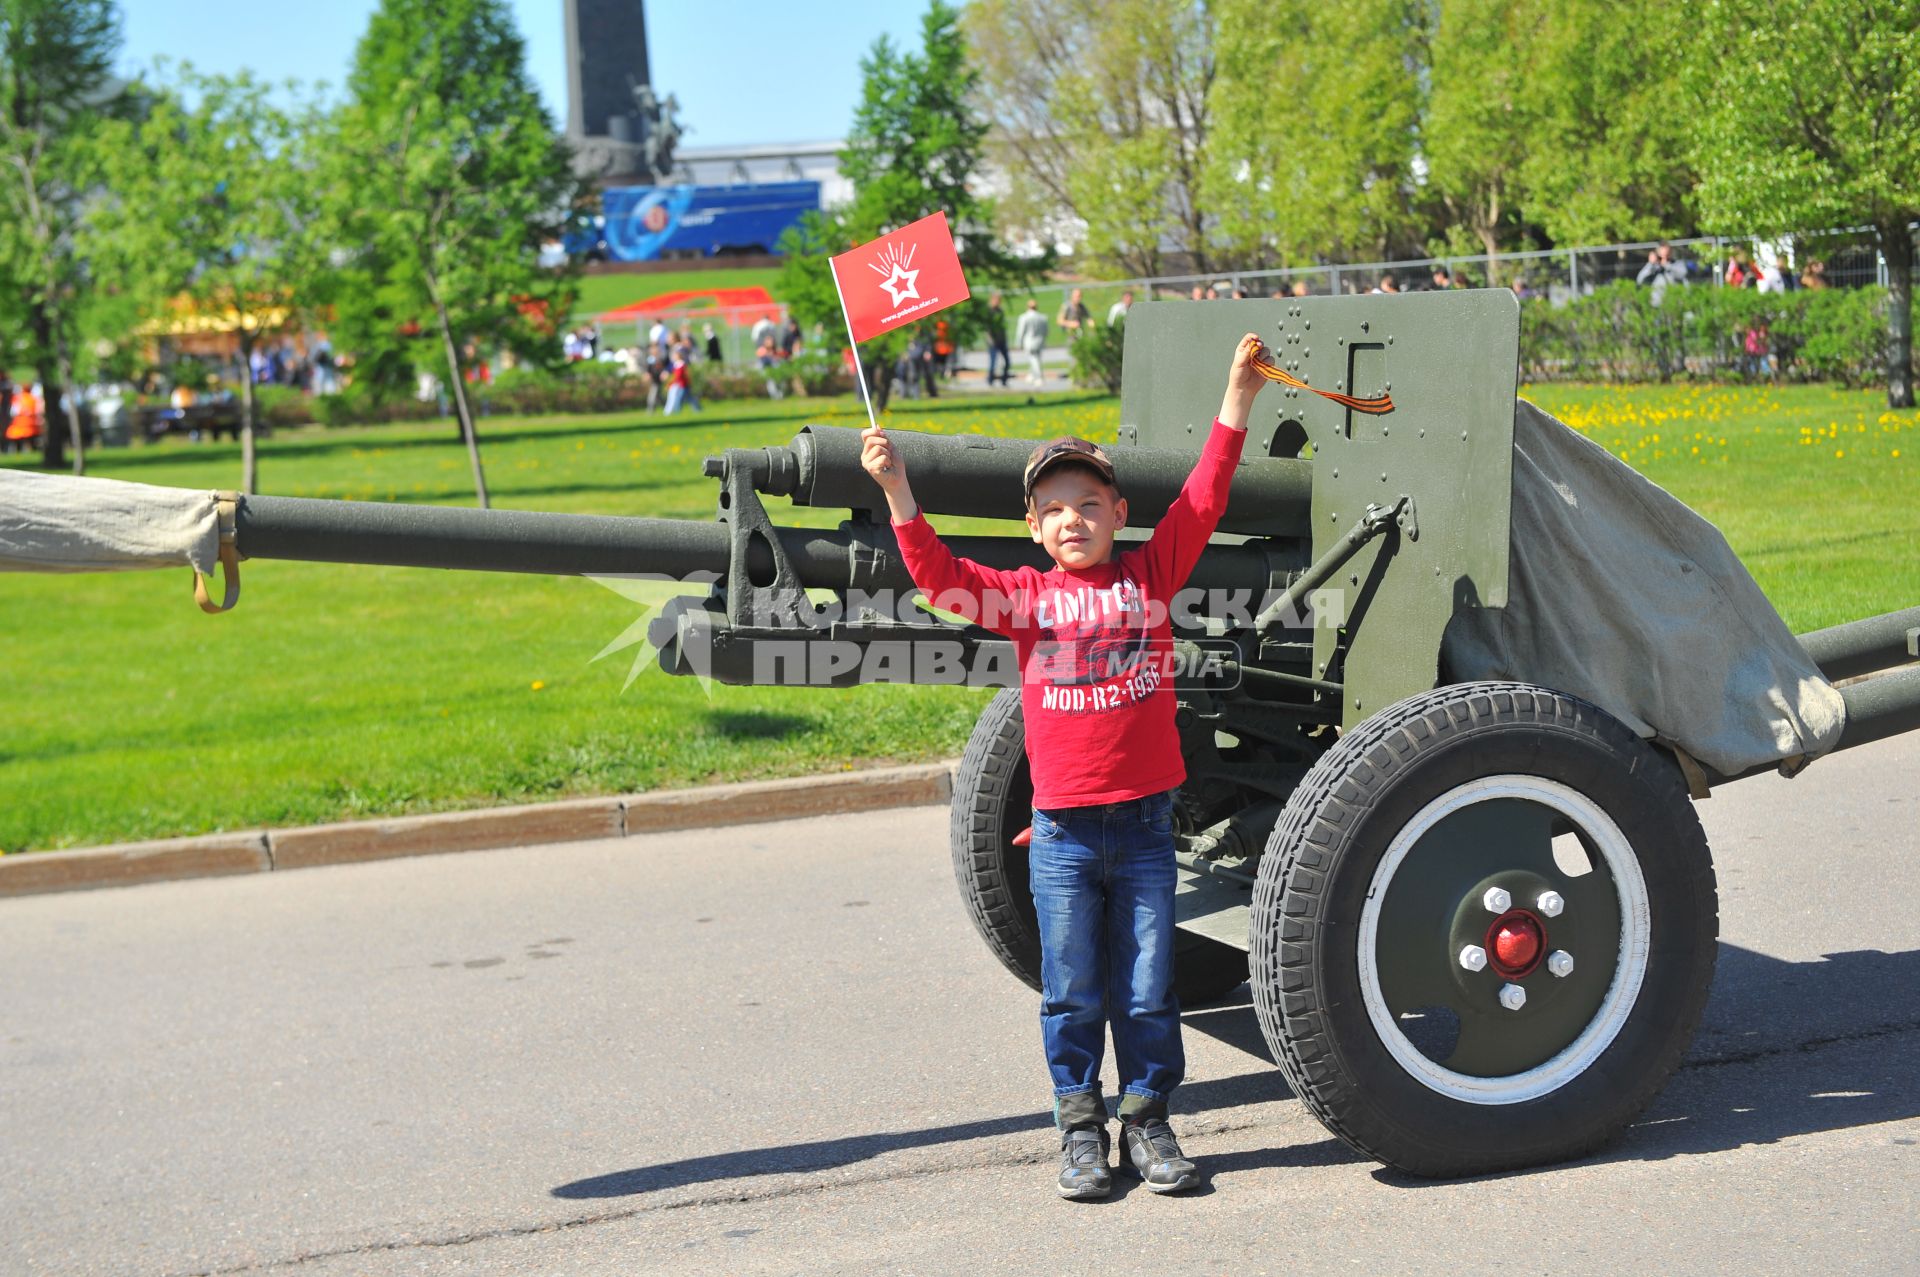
[553,944,1920,1200]
[1371,943,1920,1187]
[549,1065,1315,1200]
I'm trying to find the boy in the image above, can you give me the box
[860,332,1272,1200]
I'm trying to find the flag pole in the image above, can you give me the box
[828,255,882,434]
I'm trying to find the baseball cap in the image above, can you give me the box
[1023,436,1118,503]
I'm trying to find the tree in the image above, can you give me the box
[1687,0,1920,408]
[1514,0,1698,247]
[0,0,123,474]
[965,0,1220,278]
[1204,0,1427,270]
[779,1,1039,407]
[1422,0,1539,285]
[325,0,581,507]
[88,67,326,494]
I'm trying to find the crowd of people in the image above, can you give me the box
[1631,240,1834,378]
[246,337,340,396]
[562,311,810,414]
[4,243,1852,452]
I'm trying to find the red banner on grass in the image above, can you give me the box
[830,211,971,343]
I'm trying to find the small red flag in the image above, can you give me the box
[829,211,972,343]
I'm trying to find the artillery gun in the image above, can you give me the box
[7,291,1917,1178]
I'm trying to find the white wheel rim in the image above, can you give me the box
[1357,775,1651,1105]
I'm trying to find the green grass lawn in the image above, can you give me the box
[0,382,1912,853]
[573,265,785,321]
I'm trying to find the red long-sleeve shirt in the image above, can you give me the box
[892,419,1246,807]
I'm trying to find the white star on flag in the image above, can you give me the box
[879,261,920,306]
[867,240,922,307]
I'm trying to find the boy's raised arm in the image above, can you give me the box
[1137,333,1266,591]
[1215,333,1267,434]
[862,425,1034,636]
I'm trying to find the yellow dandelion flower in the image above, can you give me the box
[531,680,547,691]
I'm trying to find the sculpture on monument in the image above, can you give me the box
[627,79,684,186]
[564,0,680,186]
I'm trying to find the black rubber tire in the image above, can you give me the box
[950,688,1250,1006]
[1249,681,1718,1177]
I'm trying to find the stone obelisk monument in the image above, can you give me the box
[563,0,681,187]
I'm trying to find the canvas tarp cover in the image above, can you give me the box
[0,469,225,577]
[1440,399,1846,776]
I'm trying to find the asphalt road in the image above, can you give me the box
[4,734,1917,1276]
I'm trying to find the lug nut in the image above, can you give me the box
[1537,890,1565,918]
[1547,950,1575,978]
[1498,983,1527,1011]
[1459,944,1489,972]
[1482,887,1512,913]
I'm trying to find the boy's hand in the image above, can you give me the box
[1218,331,1268,431]
[1227,332,1270,394]
[861,425,904,488]
[862,425,919,522]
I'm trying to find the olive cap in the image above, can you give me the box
[1023,436,1118,503]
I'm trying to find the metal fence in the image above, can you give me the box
[997,228,1915,333]
[572,226,1912,374]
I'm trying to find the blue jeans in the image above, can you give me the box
[1029,791,1184,1127]
[987,343,1010,384]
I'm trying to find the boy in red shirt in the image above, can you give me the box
[861,332,1271,1199]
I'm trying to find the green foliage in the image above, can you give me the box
[311,356,844,422]
[782,350,858,397]
[491,362,653,415]
[1068,319,1125,393]
[777,0,1041,366]
[1206,0,1426,267]
[250,383,313,428]
[86,64,329,487]
[1780,288,1893,388]
[1685,1,1920,237]
[968,0,1220,277]
[1519,281,1888,387]
[971,0,1714,279]
[774,211,845,340]
[1423,0,1539,277]
[1515,0,1698,246]
[312,380,441,427]
[322,0,583,390]
[0,0,126,467]
[1684,0,1920,406]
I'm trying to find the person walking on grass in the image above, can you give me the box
[859,332,1276,1201]
[663,349,701,415]
[1015,298,1049,387]
[986,292,1012,386]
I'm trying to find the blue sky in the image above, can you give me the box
[121,0,925,147]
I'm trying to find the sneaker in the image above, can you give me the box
[1120,1118,1201,1193]
[1056,1125,1112,1200]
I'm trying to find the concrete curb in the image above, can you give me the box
[0,761,957,898]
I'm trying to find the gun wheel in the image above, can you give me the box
[1251,682,1718,1177]
[951,688,1248,1006]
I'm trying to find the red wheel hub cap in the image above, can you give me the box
[1486,909,1546,978]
